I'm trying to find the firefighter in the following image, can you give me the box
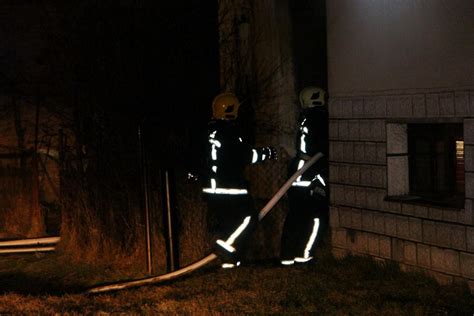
[280,86,329,266]
[202,92,277,268]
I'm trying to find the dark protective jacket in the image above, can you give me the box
[201,120,272,195]
[289,106,329,194]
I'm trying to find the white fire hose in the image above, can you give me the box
[87,153,324,294]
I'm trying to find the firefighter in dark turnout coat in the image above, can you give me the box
[202,92,277,268]
[280,86,329,265]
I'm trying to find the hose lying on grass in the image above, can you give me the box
[87,152,324,294]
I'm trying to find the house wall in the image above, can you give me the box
[327,0,474,289]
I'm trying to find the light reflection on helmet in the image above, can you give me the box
[299,86,326,108]
[212,93,240,120]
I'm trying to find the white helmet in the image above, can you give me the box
[299,86,326,108]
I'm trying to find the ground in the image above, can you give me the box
[0,247,473,314]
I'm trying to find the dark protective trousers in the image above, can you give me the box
[206,194,257,262]
[280,188,329,261]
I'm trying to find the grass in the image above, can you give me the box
[0,248,473,315]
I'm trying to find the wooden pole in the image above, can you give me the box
[138,124,152,275]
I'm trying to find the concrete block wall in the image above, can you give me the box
[329,90,474,290]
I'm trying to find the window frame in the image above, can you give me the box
[386,119,464,209]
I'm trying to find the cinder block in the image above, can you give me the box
[401,203,416,216]
[340,99,353,118]
[363,97,376,118]
[465,145,474,172]
[458,202,473,225]
[454,91,469,116]
[347,120,360,141]
[348,165,359,184]
[330,142,343,162]
[329,206,340,228]
[431,246,445,271]
[342,142,354,162]
[331,228,347,247]
[355,232,368,253]
[376,188,387,204]
[404,241,417,264]
[361,210,374,232]
[352,98,364,118]
[450,225,466,251]
[344,186,356,207]
[367,233,379,255]
[401,95,413,117]
[366,188,381,210]
[428,207,443,221]
[470,92,474,115]
[444,249,461,275]
[331,184,342,205]
[386,96,400,118]
[338,120,349,140]
[426,93,440,117]
[422,220,437,244]
[385,215,397,236]
[436,223,452,248]
[392,238,404,262]
[442,210,458,223]
[329,120,339,140]
[328,99,341,118]
[364,142,376,163]
[466,172,474,199]
[460,252,474,279]
[354,142,365,162]
[387,156,409,196]
[376,143,386,165]
[355,187,366,208]
[339,164,349,183]
[339,207,352,228]
[371,166,386,188]
[346,229,356,248]
[359,120,371,141]
[464,119,474,145]
[439,92,455,116]
[430,271,454,286]
[408,217,422,242]
[387,123,407,154]
[329,164,339,183]
[414,205,429,218]
[374,120,386,141]
[467,227,474,252]
[374,96,387,118]
[379,236,392,259]
[383,200,402,214]
[360,165,372,187]
[417,243,431,268]
[412,94,426,117]
[373,212,385,234]
[396,216,410,239]
[351,209,362,229]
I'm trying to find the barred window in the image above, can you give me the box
[407,123,464,207]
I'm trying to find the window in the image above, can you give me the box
[387,122,464,208]
[407,124,464,207]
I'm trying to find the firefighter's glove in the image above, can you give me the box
[310,186,326,198]
[264,147,278,160]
